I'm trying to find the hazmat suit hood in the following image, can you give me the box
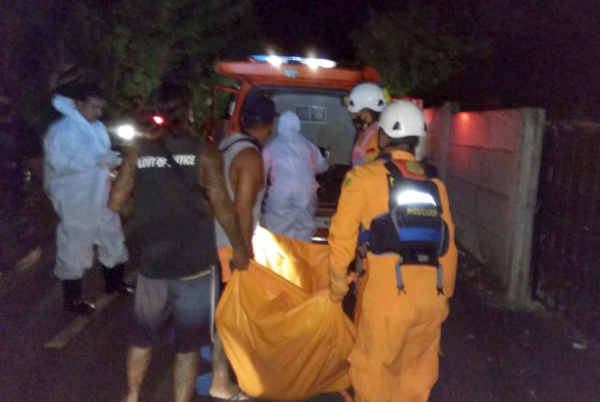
[43,93,127,276]
[44,94,111,182]
[275,111,301,140]
[261,111,328,241]
[51,93,109,135]
[52,94,86,122]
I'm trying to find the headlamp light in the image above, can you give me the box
[111,113,167,142]
[115,124,137,141]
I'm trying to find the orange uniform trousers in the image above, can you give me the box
[328,150,457,402]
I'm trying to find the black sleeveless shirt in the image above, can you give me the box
[132,135,216,279]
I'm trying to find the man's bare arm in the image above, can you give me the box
[197,141,251,268]
[230,148,264,254]
[108,145,138,213]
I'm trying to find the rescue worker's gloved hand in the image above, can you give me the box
[328,267,349,302]
[96,151,122,168]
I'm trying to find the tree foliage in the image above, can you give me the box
[3,0,258,135]
[352,1,490,97]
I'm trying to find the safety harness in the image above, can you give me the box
[359,157,449,294]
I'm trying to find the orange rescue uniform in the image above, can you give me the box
[328,149,457,402]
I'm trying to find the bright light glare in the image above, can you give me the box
[266,55,283,67]
[253,54,337,69]
[152,115,165,125]
[395,190,437,206]
[116,124,136,141]
[303,57,336,69]
[252,226,304,288]
[316,58,336,68]
[305,57,320,70]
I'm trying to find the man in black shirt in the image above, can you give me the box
[110,84,250,402]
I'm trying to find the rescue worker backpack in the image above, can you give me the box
[366,159,449,294]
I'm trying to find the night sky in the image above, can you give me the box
[253,0,600,115]
[253,0,367,62]
[3,0,598,116]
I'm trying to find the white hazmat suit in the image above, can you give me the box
[261,111,328,241]
[44,94,128,280]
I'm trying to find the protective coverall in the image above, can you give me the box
[351,122,379,166]
[328,149,457,402]
[261,111,328,241]
[44,94,128,280]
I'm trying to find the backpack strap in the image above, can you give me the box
[384,160,404,181]
[380,153,438,179]
[357,159,404,254]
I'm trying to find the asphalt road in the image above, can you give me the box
[0,243,346,402]
[1,182,599,402]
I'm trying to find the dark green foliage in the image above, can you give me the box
[352,1,490,97]
[3,0,258,135]
[67,0,258,119]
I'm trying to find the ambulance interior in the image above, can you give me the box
[223,86,357,209]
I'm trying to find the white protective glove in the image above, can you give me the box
[96,151,123,168]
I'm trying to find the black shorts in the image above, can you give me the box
[130,267,218,353]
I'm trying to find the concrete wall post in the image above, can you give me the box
[506,108,546,308]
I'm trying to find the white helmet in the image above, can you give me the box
[347,83,386,113]
[378,100,426,138]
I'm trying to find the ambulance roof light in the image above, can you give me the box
[250,54,337,69]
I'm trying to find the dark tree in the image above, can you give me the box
[352,1,491,97]
[1,0,258,135]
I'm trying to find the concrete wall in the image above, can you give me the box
[424,104,545,307]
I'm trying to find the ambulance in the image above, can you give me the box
[209,55,382,242]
